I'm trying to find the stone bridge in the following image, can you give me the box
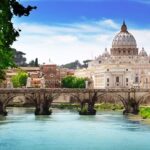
[0,88,150,116]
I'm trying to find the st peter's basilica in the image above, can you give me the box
[75,22,150,89]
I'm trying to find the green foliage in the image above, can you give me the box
[28,58,39,67]
[95,103,123,111]
[12,48,27,66]
[80,105,88,114]
[0,0,36,80]
[62,76,86,88]
[140,107,150,119]
[0,70,6,82]
[11,71,28,88]
[83,60,92,68]
[52,103,79,110]
[34,58,39,67]
[61,60,82,69]
[28,60,35,67]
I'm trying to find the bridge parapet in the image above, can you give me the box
[1,88,149,94]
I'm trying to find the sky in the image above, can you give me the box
[13,0,150,65]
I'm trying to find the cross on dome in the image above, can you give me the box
[121,21,128,33]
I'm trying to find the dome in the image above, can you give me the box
[112,22,137,49]
[102,48,110,57]
[139,48,148,56]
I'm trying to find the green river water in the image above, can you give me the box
[0,107,150,150]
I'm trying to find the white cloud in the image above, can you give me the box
[13,19,150,65]
[131,29,150,51]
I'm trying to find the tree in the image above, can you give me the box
[28,60,35,67]
[12,48,27,66]
[28,58,39,67]
[61,60,82,69]
[0,0,36,80]
[83,60,92,68]
[11,71,28,88]
[34,58,39,67]
[62,76,86,88]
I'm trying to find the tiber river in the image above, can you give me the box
[0,107,150,150]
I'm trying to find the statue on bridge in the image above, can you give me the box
[26,76,32,88]
[6,78,13,88]
[40,77,45,88]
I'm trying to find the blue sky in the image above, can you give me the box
[13,0,150,64]
[19,0,150,28]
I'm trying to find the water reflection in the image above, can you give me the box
[35,115,52,121]
[0,116,7,125]
[7,107,34,115]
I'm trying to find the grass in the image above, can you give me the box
[52,103,124,111]
[52,103,79,110]
[140,107,150,119]
[95,103,124,111]
[79,105,89,115]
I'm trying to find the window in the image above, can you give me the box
[116,77,119,83]
[126,78,128,82]
[126,84,128,86]
[50,74,54,77]
[99,61,101,64]
[126,69,128,71]
[107,78,109,82]
[107,69,109,72]
[135,76,139,83]
[107,84,109,86]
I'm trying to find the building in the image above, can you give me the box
[75,22,150,89]
[40,64,60,88]
[40,64,75,88]
[4,67,41,88]
[3,64,74,88]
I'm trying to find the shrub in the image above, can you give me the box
[62,76,86,88]
[140,107,150,119]
[11,71,28,88]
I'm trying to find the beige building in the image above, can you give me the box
[75,22,150,89]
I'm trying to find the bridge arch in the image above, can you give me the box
[3,94,36,106]
[137,93,150,105]
[96,92,126,106]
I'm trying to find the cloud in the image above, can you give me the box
[13,19,150,65]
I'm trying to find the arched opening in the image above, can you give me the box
[96,93,125,111]
[0,94,36,116]
[138,93,150,105]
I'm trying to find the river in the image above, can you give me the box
[0,107,150,150]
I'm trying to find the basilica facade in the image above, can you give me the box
[75,22,150,89]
